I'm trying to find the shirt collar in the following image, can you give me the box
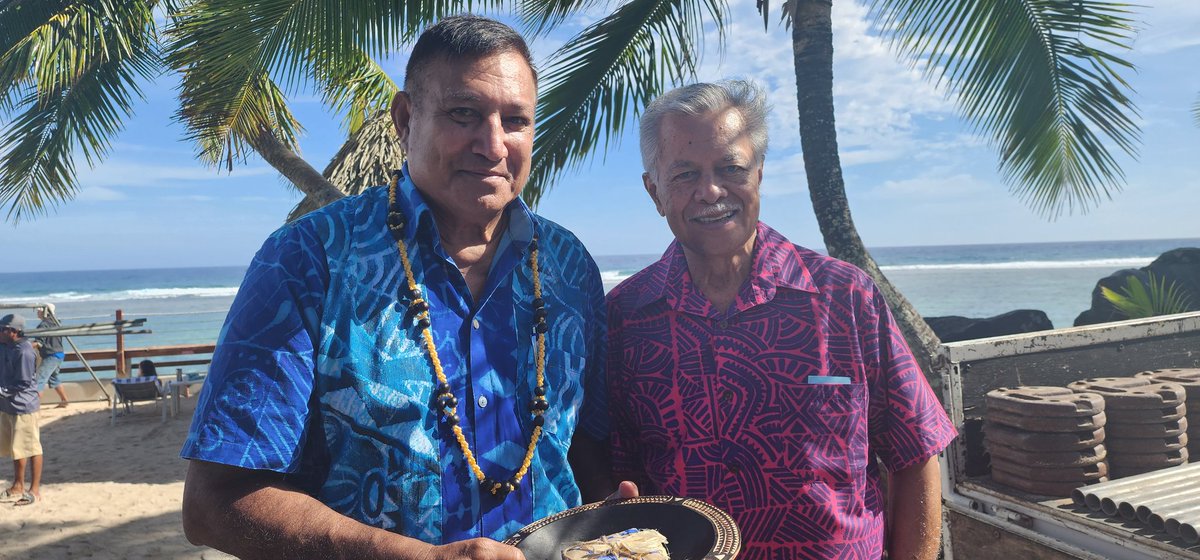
[633,222,818,316]
[391,164,536,251]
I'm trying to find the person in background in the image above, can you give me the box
[137,359,158,379]
[596,80,957,559]
[0,313,43,506]
[33,305,69,408]
[180,14,612,560]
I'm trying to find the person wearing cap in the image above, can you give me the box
[0,313,43,506]
[33,304,69,408]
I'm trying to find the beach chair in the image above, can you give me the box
[110,378,167,425]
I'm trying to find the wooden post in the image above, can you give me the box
[115,309,126,378]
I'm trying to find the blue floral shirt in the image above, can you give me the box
[182,169,607,543]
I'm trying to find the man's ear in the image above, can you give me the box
[390,91,413,151]
[643,173,665,217]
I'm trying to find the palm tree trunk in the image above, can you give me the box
[790,0,944,389]
[250,127,346,209]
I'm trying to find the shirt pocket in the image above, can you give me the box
[771,382,869,489]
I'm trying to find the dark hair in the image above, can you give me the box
[404,14,536,101]
[138,359,157,377]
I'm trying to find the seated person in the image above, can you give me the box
[137,359,157,379]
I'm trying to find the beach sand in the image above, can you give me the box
[0,396,233,559]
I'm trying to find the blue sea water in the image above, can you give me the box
[2,237,1197,381]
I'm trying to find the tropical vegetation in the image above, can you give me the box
[1101,272,1196,320]
[1,0,1145,377]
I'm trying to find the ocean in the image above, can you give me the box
[2,237,1197,382]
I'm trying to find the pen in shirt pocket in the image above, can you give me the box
[806,375,851,385]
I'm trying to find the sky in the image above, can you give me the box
[5,0,1200,273]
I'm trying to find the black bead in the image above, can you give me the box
[417,317,431,330]
[533,415,545,427]
[409,287,422,300]
[534,308,547,320]
[387,210,405,229]
[529,239,538,252]
[480,477,496,494]
[530,399,549,412]
[438,394,457,410]
[438,382,451,394]
[412,300,429,313]
[445,413,459,426]
[534,322,548,335]
[502,481,517,495]
[532,298,544,309]
[534,386,546,397]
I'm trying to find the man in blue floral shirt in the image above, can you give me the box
[181,16,607,559]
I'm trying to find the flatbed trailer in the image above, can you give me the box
[937,311,1200,559]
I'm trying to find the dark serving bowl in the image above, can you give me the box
[503,495,741,560]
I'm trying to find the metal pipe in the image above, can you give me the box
[1151,503,1200,534]
[1168,508,1200,543]
[1115,483,1197,520]
[1077,465,1200,512]
[1137,494,1200,525]
[1090,468,1200,515]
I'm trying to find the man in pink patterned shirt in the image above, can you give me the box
[600,80,957,559]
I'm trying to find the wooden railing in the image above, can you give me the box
[62,343,216,378]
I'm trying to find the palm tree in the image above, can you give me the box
[0,0,424,222]
[3,1,1142,379]
[526,0,1141,379]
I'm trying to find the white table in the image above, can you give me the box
[167,375,206,417]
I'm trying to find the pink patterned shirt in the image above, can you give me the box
[606,222,956,559]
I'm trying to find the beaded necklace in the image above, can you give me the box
[386,172,549,499]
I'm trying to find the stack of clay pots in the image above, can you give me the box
[1135,368,1199,461]
[984,386,1109,496]
[1068,377,1188,479]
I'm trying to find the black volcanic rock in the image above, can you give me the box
[1074,248,1200,327]
[927,310,1054,342]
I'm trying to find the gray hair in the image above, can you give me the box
[639,80,770,177]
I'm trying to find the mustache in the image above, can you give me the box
[690,201,742,219]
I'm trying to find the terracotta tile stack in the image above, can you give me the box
[1135,368,1199,461]
[984,386,1109,496]
[1067,377,1188,479]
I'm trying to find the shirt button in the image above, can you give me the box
[720,390,734,403]
[478,395,488,408]
[472,319,480,329]
[717,320,729,329]
[727,464,740,474]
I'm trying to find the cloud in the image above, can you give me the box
[871,171,994,200]
[76,161,276,189]
[74,186,127,201]
[1133,1,1200,55]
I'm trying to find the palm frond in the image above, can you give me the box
[526,0,728,206]
[868,0,1141,218]
[0,0,161,222]
[1101,272,1195,320]
[316,49,398,134]
[517,0,610,37]
[167,0,502,168]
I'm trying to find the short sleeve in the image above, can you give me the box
[863,284,957,472]
[181,221,330,472]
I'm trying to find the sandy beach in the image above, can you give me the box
[0,395,233,559]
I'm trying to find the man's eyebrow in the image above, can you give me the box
[666,160,697,173]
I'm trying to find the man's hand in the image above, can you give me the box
[422,539,525,560]
[606,480,640,501]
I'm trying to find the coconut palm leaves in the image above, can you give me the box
[1101,273,1196,319]
[522,0,726,206]
[868,0,1140,217]
[0,0,163,221]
